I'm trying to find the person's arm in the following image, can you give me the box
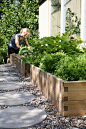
[15,35,22,49]
[25,38,29,47]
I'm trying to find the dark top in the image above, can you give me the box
[9,33,24,49]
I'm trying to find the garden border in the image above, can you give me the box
[10,54,30,76]
[10,54,86,117]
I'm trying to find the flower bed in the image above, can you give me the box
[10,55,86,117]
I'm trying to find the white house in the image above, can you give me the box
[39,0,52,38]
[39,0,86,46]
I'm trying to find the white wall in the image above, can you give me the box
[39,0,52,38]
[81,0,86,47]
[60,0,66,36]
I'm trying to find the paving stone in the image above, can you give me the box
[0,82,24,90]
[0,76,19,82]
[0,91,35,105]
[0,106,47,128]
[0,72,18,76]
[0,64,12,67]
[0,67,15,72]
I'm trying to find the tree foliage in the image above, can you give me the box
[0,0,39,64]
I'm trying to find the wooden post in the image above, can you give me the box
[61,0,66,36]
[81,0,86,47]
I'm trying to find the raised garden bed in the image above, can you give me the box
[10,55,86,117]
[10,54,17,66]
[10,54,30,76]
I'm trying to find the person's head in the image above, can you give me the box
[20,28,30,37]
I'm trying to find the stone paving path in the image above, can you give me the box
[0,76,19,82]
[0,64,86,129]
[0,64,47,128]
[0,91,35,105]
[0,82,24,90]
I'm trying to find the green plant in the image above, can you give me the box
[0,0,39,64]
[19,46,29,55]
[19,31,86,81]
[0,44,8,64]
[39,52,67,74]
[58,32,84,55]
[28,32,83,56]
[20,32,84,69]
[54,54,86,81]
[65,8,81,36]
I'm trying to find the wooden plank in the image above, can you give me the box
[31,65,35,85]
[48,82,55,105]
[64,82,86,91]
[48,74,56,84]
[64,91,86,100]
[30,64,32,81]
[20,60,25,76]
[58,81,64,116]
[25,63,30,76]
[64,100,86,110]
[45,79,49,99]
[64,82,86,101]
[32,65,36,85]
[12,55,17,66]
[64,100,86,116]
[35,66,38,85]
[64,109,86,117]
[41,70,46,95]
[54,78,61,109]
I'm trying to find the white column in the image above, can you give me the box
[48,0,52,36]
[60,0,66,36]
[81,0,86,47]
[39,1,49,38]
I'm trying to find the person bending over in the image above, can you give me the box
[7,28,30,63]
[8,28,30,55]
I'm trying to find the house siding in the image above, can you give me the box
[39,0,81,38]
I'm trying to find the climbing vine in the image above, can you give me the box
[65,8,81,37]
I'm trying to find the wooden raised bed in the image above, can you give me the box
[10,55,86,116]
[10,54,17,66]
[10,54,30,76]
[30,65,86,117]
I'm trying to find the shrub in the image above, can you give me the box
[39,52,67,74]
[54,54,86,81]
[32,54,45,67]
